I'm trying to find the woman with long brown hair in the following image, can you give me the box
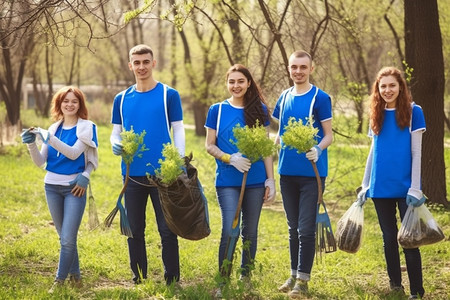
[205,64,275,297]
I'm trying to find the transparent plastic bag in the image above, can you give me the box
[398,205,445,249]
[336,201,364,253]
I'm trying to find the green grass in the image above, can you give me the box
[0,120,449,299]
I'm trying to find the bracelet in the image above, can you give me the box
[220,154,231,163]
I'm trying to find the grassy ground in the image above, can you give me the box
[0,118,449,299]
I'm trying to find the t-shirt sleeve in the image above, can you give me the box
[315,90,332,122]
[411,104,426,132]
[205,104,219,130]
[272,94,283,120]
[167,88,183,122]
[111,92,123,125]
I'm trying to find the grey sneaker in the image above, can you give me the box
[239,275,252,290]
[48,279,64,293]
[278,276,296,292]
[288,279,308,298]
[215,287,222,299]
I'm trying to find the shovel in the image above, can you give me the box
[220,171,248,277]
[311,161,336,262]
[104,164,133,238]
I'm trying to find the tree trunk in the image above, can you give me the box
[193,101,207,136]
[404,0,448,207]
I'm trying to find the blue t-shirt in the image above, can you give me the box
[272,85,332,177]
[46,126,86,175]
[205,99,270,187]
[111,83,183,176]
[368,104,426,198]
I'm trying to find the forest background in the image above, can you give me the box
[1,0,449,206]
[0,1,449,299]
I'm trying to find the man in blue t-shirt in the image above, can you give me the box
[272,50,333,297]
[110,44,185,285]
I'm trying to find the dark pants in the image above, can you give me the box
[280,175,325,281]
[372,198,424,297]
[125,176,180,284]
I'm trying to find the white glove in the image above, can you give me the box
[112,142,123,156]
[31,127,50,144]
[306,145,322,162]
[229,152,251,173]
[356,186,369,206]
[264,178,276,204]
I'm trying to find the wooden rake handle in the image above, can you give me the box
[310,161,323,204]
[232,171,248,229]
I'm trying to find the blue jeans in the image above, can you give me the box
[280,175,325,281]
[217,186,265,276]
[372,198,424,297]
[45,183,86,281]
[125,176,179,284]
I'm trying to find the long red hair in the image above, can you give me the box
[50,86,88,121]
[369,67,412,135]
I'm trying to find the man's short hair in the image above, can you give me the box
[290,50,312,63]
[129,44,154,61]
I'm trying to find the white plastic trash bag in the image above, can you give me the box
[336,201,364,254]
[397,205,445,249]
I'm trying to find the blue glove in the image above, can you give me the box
[69,174,89,188]
[406,188,426,207]
[406,194,426,207]
[306,145,322,162]
[21,129,36,144]
[112,142,123,156]
[32,127,50,144]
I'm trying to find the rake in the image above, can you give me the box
[311,161,336,262]
[104,164,133,238]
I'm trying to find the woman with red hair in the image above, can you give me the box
[358,67,426,299]
[21,86,98,293]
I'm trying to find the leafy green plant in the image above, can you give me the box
[282,117,318,153]
[120,127,148,164]
[155,143,185,184]
[231,120,278,162]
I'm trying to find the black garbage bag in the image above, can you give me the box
[151,154,210,240]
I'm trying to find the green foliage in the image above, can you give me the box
[154,143,185,184]
[124,0,156,24]
[281,117,318,153]
[231,121,278,163]
[120,127,148,165]
[346,81,367,103]
[403,60,414,84]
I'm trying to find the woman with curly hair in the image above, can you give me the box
[357,67,426,299]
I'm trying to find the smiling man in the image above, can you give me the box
[272,50,333,298]
[110,44,185,286]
